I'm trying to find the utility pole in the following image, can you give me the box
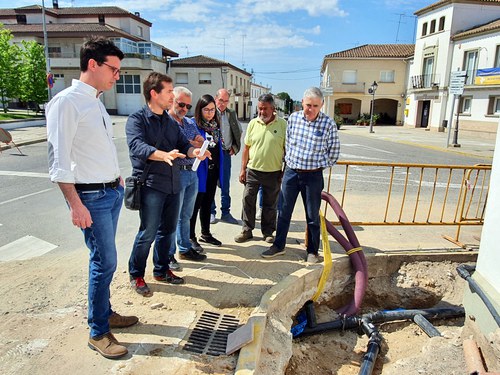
[41,0,52,101]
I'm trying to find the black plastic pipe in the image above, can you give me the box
[413,313,442,337]
[359,319,382,375]
[456,264,500,327]
[362,307,465,324]
[296,306,465,375]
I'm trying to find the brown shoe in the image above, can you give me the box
[88,332,128,359]
[109,312,139,328]
[263,234,274,243]
[234,230,253,243]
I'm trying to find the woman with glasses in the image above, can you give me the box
[190,94,224,249]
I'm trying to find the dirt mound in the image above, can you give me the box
[286,261,469,375]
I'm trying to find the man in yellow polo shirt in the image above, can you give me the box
[235,94,286,243]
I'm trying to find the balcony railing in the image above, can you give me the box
[411,74,441,89]
[331,82,366,93]
[49,52,78,58]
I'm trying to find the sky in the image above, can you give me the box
[3,0,433,100]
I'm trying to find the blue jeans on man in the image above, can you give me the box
[129,185,180,278]
[78,185,123,338]
[274,167,324,254]
[173,169,199,255]
[211,149,232,217]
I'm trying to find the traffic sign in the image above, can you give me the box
[321,87,333,95]
[449,71,466,95]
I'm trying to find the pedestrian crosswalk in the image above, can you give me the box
[0,235,58,261]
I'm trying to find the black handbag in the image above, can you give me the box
[124,140,160,210]
[124,174,147,210]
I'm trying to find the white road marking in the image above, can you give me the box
[342,143,395,154]
[340,153,385,161]
[0,188,54,206]
[0,235,58,261]
[0,171,49,178]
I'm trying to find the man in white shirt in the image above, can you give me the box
[46,36,137,360]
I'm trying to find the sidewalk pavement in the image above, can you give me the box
[340,124,496,161]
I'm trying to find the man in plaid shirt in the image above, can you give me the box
[261,87,340,263]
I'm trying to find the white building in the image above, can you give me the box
[321,44,414,126]
[406,0,500,138]
[169,55,252,120]
[0,2,178,115]
[249,82,270,118]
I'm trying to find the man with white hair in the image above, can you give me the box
[261,87,340,263]
[168,86,207,268]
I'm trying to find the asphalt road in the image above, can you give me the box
[0,123,487,253]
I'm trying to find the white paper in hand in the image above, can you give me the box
[191,140,210,172]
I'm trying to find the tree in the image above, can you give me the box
[0,26,21,113]
[19,40,48,109]
[276,92,293,114]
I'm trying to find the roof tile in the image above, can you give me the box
[325,44,414,59]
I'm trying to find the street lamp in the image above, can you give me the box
[368,81,378,134]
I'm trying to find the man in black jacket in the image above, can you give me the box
[126,72,209,296]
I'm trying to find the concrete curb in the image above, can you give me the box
[234,251,479,374]
[0,137,47,152]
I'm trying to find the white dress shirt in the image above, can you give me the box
[46,79,121,184]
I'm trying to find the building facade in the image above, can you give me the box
[407,0,500,137]
[321,44,414,125]
[0,2,178,115]
[169,55,252,120]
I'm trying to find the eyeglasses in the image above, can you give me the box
[100,61,121,76]
[176,100,192,110]
[202,107,216,113]
[217,98,230,104]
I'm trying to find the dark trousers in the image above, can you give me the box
[274,167,324,254]
[242,168,281,236]
[191,165,219,238]
[129,186,180,278]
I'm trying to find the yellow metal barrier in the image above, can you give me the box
[324,161,491,248]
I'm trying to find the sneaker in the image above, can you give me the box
[306,253,319,264]
[153,270,185,284]
[263,234,274,243]
[179,248,207,261]
[199,234,222,246]
[109,312,138,328]
[261,245,286,258]
[130,277,152,297]
[190,238,204,253]
[256,208,262,221]
[88,332,128,359]
[220,213,239,224]
[234,230,253,243]
[169,255,182,271]
[210,214,217,224]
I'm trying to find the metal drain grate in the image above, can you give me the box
[183,311,240,356]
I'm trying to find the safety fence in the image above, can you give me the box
[323,161,492,248]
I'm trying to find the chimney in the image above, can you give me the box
[134,12,140,17]
[53,0,59,9]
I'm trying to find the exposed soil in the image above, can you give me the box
[285,261,478,375]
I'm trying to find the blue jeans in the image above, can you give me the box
[274,167,324,254]
[211,149,232,216]
[174,169,198,254]
[129,186,180,278]
[77,185,123,338]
